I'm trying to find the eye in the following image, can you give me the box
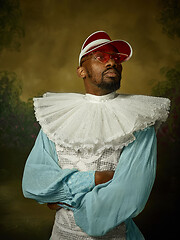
[96,53,105,60]
[114,54,120,60]
[113,54,122,63]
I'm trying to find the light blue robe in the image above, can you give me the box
[22,126,157,239]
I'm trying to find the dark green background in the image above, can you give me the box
[0,0,179,239]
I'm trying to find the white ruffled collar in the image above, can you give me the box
[33,92,170,154]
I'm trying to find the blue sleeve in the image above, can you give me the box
[22,129,95,205]
[73,126,157,236]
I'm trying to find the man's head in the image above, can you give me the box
[77,31,132,95]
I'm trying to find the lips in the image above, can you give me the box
[103,68,119,77]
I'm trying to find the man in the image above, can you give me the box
[22,31,170,239]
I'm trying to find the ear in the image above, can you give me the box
[77,66,86,79]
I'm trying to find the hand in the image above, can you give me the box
[47,202,61,211]
[47,202,73,211]
[95,170,114,185]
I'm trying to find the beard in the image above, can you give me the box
[97,68,121,91]
[97,76,121,91]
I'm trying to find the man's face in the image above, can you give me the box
[81,50,123,93]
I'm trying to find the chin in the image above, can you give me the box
[98,79,121,92]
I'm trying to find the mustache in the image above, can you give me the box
[102,67,121,77]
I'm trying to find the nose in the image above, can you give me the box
[105,58,117,68]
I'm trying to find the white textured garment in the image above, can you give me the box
[34,91,170,239]
[50,146,126,239]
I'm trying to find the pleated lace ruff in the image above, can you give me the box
[34,92,170,154]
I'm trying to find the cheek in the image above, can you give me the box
[91,64,104,78]
[117,65,123,73]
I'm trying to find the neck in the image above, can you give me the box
[84,82,116,96]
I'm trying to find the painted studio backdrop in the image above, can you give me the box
[0,0,179,239]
